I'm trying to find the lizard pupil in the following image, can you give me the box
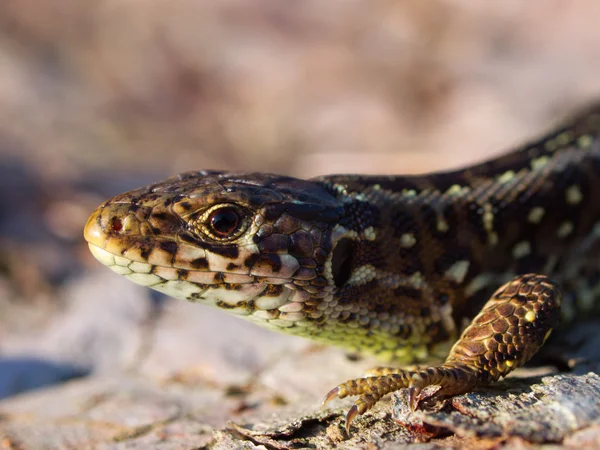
[209,208,240,237]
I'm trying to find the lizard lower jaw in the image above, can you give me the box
[87,243,299,313]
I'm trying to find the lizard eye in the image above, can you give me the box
[195,203,250,241]
[208,207,241,237]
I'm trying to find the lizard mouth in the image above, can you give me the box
[85,206,300,313]
[87,242,301,317]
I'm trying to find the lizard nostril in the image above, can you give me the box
[110,217,123,233]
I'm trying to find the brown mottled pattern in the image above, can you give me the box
[84,106,600,432]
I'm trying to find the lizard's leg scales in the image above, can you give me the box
[323,274,562,432]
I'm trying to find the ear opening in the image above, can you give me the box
[331,238,356,287]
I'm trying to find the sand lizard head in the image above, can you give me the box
[83,171,354,333]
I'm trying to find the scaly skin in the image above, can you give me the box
[84,107,600,433]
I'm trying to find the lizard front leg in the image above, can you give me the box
[323,274,562,433]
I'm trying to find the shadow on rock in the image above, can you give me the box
[0,357,89,400]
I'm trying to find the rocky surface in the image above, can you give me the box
[1,341,599,448]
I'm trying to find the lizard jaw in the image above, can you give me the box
[87,242,311,323]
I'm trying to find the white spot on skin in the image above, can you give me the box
[331,184,348,196]
[557,221,574,238]
[555,132,571,146]
[482,204,493,232]
[409,271,426,288]
[437,217,449,233]
[347,264,377,286]
[512,241,531,259]
[545,139,558,151]
[464,273,494,298]
[444,260,470,284]
[439,302,457,339]
[349,192,367,202]
[578,134,593,148]
[497,171,515,184]
[363,226,377,241]
[530,156,550,170]
[400,233,417,248]
[482,203,497,245]
[528,207,545,224]
[446,184,470,196]
[565,185,583,205]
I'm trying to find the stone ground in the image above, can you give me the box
[1,2,600,448]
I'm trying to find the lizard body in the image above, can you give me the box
[84,106,600,431]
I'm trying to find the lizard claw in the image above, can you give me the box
[322,385,361,434]
[322,386,341,405]
[322,383,372,432]
[407,386,421,411]
[345,404,359,434]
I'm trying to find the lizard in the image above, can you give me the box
[83,106,600,433]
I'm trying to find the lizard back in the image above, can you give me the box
[84,107,600,363]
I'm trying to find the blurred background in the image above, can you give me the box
[2,0,600,418]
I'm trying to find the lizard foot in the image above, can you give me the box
[323,274,562,433]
